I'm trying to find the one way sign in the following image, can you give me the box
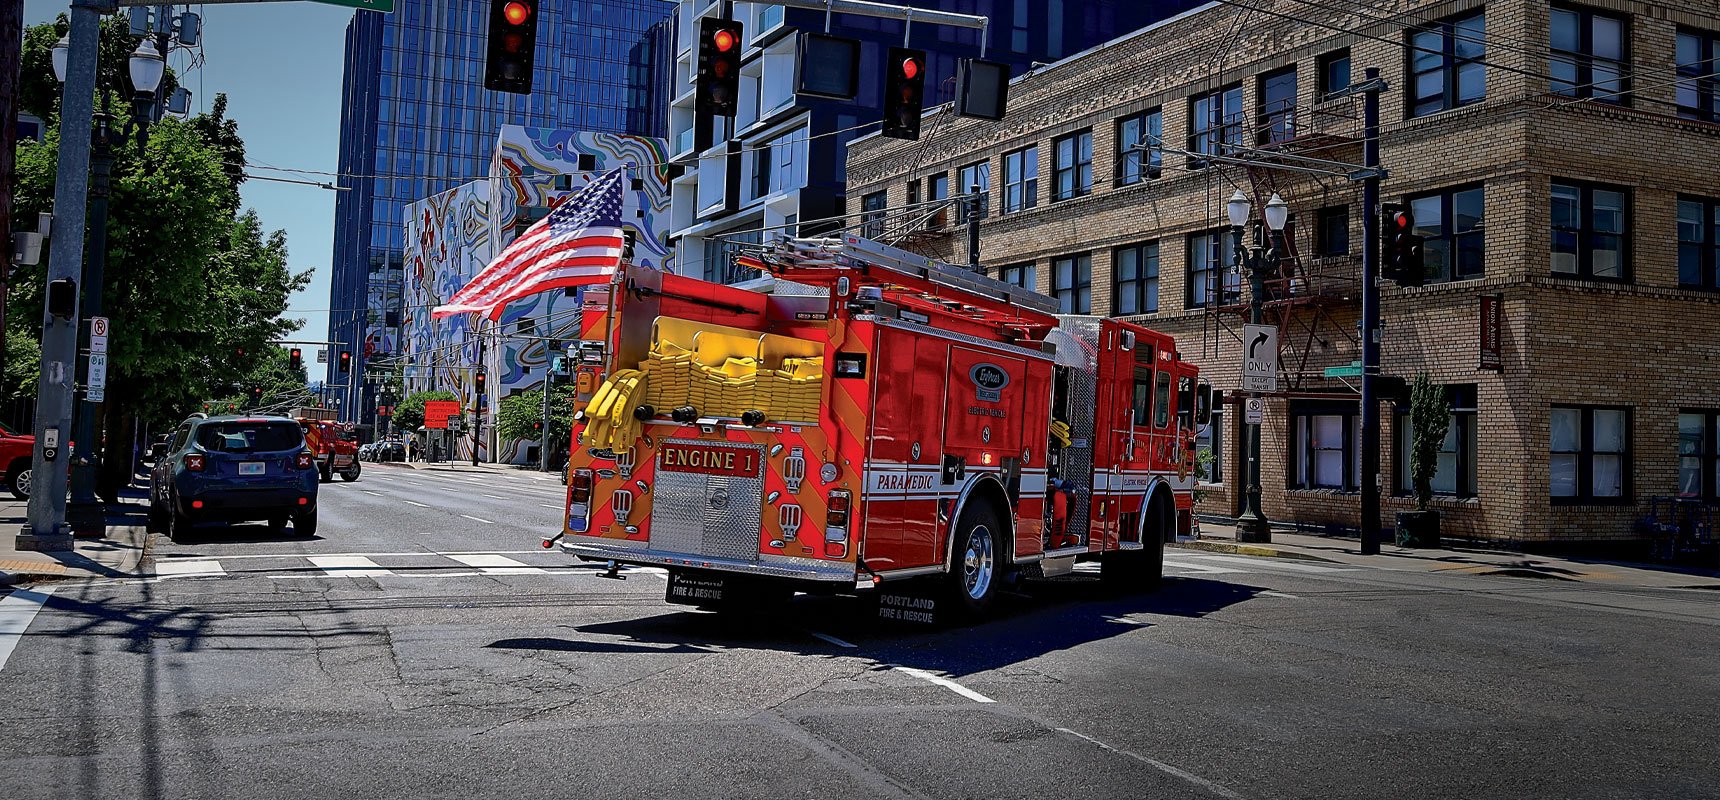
[1241,323,1278,392]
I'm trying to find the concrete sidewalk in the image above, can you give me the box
[0,497,150,586]
[1179,519,1720,589]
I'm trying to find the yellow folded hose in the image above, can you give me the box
[581,369,650,452]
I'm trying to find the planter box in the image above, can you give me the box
[1395,510,1441,548]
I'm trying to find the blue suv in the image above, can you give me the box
[148,415,320,540]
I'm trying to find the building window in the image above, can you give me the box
[958,160,990,217]
[1317,206,1350,256]
[1003,146,1039,214]
[1678,411,1719,500]
[1116,109,1163,184]
[1113,242,1160,315]
[1677,196,1720,289]
[1550,405,1630,502]
[1052,130,1093,201]
[1550,7,1629,103]
[859,190,888,238]
[1676,29,1719,122]
[1188,85,1244,166]
[1551,181,1628,281]
[1187,230,1241,308]
[1197,409,1225,484]
[1407,185,1485,283]
[926,173,950,229]
[1291,400,1360,491]
[1259,68,1298,144]
[1408,11,1486,117]
[1396,385,1478,498]
[1050,254,1092,313]
[1319,48,1352,99]
[1000,261,1036,291]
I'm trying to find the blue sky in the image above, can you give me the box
[23,0,357,384]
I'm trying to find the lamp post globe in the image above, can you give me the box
[51,34,70,83]
[1225,190,1251,228]
[129,38,165,97]
[1263,193,1290,232]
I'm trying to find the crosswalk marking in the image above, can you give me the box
[447,554,545,575]
[1181,554,1356,573]
[308,555,392,577]
[153,560,226,578]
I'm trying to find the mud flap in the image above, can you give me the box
[867,581,943,626]
[665,571,730,605]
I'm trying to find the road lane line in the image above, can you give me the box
[308,555,391,577]
[403,500,430,508]
[481,494,508,500]
[1162,559,1246,575]
[1260,590,1301,599]
[809,631,858,649]
[892,665,993,703]
[361,490,385,496]
[538,503,562,509]
[153,560,225,578]
[447,554,546,574]
[1054,727,1248,800]
[0,588,56,673]
[460,514,495,525]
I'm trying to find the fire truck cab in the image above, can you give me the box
[553,235,1210,616]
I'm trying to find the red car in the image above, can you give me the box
[0,421,34,500]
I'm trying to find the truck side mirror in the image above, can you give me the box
[149,443,168,462]
[1195,382,1213,427]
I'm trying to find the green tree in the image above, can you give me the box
[394,390,458,432]
[9,21,308,498]
[1408,372,1453,512]
[496,385,577,456]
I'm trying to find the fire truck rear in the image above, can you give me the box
[551,235,1210,616]
[295,414,360,483]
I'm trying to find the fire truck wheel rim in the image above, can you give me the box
[963,525,995,600]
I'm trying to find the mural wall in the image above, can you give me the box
[402,126,671,464]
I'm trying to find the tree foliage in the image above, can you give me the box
[496,385,577,454]
[394,390,458,432]
[1408,372,1453,512]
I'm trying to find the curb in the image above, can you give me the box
[1170,539,1343,564]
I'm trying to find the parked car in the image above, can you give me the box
[378,441,406,462]
[358,443,377,462]
[148,415,319,539]
[1,421,35,499]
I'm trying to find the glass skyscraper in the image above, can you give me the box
[327,0,673,423]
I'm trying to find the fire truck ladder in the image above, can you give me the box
[758,235,1061,323]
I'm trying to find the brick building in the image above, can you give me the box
[845,0,1720,543]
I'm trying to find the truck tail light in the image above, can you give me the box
[185,453,206,472]
[295,450,315,470]
[825,489,851,557]
[567,469,594,532]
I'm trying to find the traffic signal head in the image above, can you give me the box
[289,348,303,370]
[474,370,487,394]
[696,17,744,116]
[338,351,352,373]
[1380,203,1425,288]
[484,0,539,95]
[250,386,264,403]
[882,47,928,141]
[46,278,77,319]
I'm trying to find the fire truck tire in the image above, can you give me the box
[1101,530,1165,591]
[945,505,1003,617]
[340,463,361,481]
[319,464,333,483]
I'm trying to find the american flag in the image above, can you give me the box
[432,167,628,319]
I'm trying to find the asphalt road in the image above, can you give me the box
[3,464,1720,799]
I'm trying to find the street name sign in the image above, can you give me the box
[1241,323,1278,393]
[308,0,395,12]
[1324,361,1362,378]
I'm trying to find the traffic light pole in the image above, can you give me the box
[20,0,100,551]
[1359,67,1384,556]
[68,112,117,539]
[539,371,553,473]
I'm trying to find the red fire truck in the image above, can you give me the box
[295,413,360,483]
[549,235,1210,617]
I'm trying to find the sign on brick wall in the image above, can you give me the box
[1479,295,1502,371]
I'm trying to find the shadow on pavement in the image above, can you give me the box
[488,575,1267,679]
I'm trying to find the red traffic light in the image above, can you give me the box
[900,57,920,80]
[713,28,737,52]
[502,1,530,24]
[1392,212,1413,230]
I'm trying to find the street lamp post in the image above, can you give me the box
[59,35,166,538]
[1226,190,1288,544]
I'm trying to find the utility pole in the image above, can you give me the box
[1359,67,1384,556]
[19,0,101,551]
[0,0,20,385]
[67,113,118,538]
[538,367,553,472]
